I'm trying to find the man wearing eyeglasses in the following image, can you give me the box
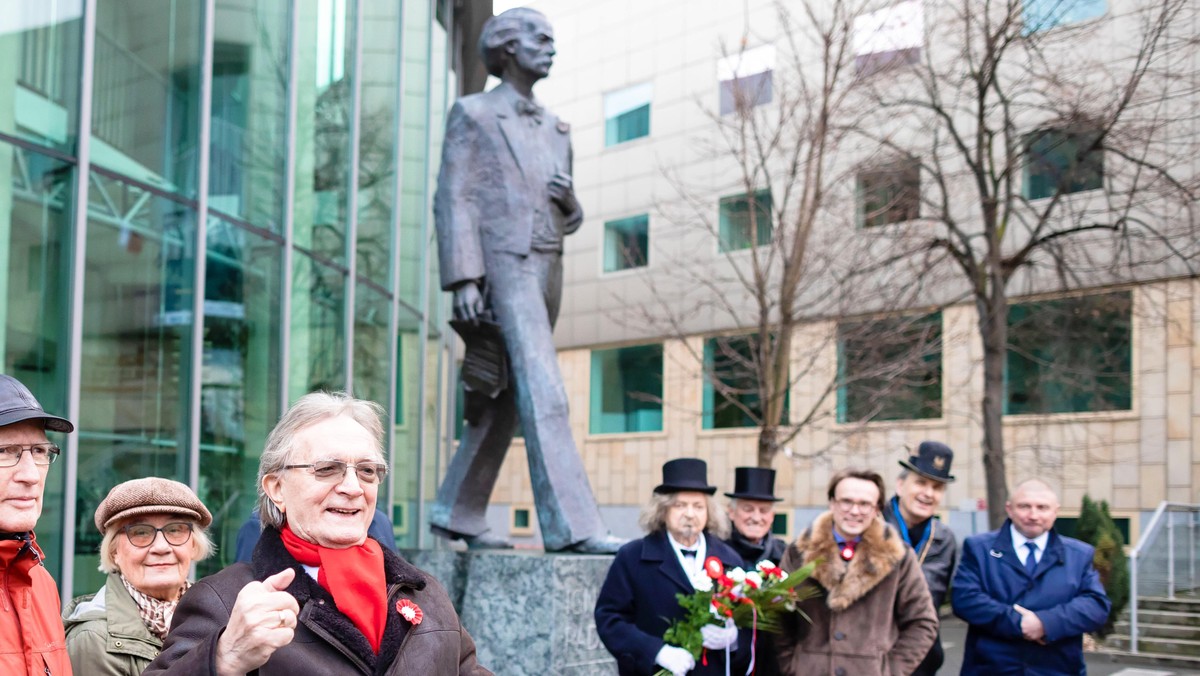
[0,374,74,675]
[776,468,936,676]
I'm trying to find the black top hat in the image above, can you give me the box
[724,467,783,502]
[654,458,716,495]
[899,441,955,483]
[0,375,73,433]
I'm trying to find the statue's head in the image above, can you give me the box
[479,8,555,81]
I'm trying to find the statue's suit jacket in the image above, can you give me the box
[434,83,581,292]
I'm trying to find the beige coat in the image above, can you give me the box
[778,512,938,676]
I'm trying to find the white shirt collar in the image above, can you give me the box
[667,531,707,579]
[1010,525,1050,562]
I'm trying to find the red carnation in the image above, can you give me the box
[395,599,423,626]
[704,556,724,579]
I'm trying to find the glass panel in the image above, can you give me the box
[196,214,282,576]
[589,344,663,434]
[1006,292,1131,415]
[0,3,83,152]
[93,0,204,196]
[353,282,391,407]
[289,251,346,401]
[76,172,195,594]
[292,0,355,263]
[1023,128,1104,200]
[391,323,420,548]
[718,190,772,252]
[858,159,920,228]
[208,0,290,232]
[702,334,788,429]
[356,0,401,289]
[604,82,652,147]
[1023,0,1106,33]
[603,214,649,272]
[0,142,74,579]
[853,0,923,76]
[397,0,434,309]
[837,312,942,423]
[717,45,775,116]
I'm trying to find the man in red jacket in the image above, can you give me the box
[0,374,74,675]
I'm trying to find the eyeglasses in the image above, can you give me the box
[284,459,389,484]
[122,522,194,548]
[0,443,60,468]
[833,498,877,514]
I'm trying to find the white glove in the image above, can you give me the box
[655,645,696,676]
[700,618,739,650]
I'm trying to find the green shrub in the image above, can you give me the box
[1076,494,1129,636]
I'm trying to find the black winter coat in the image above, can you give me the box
[595,531,752,676]
[724,530,788,676]
[142,527,490,676]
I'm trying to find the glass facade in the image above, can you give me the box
[602,213,648,272]
[718,190,772,252]
[589,344,663,434]
[0,0,471,599]
[837,312,943,423]
[702,334,788,429]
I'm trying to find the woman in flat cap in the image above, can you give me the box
[63,477,214,676]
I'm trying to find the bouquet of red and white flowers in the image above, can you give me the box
[655,556,819,676]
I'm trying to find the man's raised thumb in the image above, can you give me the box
[263,567,296,592]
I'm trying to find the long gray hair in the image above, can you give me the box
[638,491,730,540]
[257,391,387,529]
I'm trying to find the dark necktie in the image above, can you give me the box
[681,549,697,558]
[1024,542,1038,576]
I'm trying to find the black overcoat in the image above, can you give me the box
[594,530,751,676]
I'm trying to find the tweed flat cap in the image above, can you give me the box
[94,477,213,533]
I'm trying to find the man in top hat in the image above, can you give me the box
[0,374,75,675]
[595,458,749,676]
[882,441,959,676]
[723,466,787,676]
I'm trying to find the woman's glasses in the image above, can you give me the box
[122,522,194,548]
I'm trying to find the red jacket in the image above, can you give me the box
[0,535,71,675]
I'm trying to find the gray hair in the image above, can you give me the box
[257,391,387,529]
[479,8,547,78]
[98,517,214,574]
[638,491,730,540]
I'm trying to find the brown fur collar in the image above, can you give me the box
[792,511,907,611]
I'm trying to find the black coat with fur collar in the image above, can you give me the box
[778,512,937,676]
[142,527,490,676]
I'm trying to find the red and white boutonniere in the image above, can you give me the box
[395,599,423,625]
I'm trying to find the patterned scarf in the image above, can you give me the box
[120,575,190,640]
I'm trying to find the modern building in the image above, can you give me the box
[480,0,1199,546]
[0,0,492,600]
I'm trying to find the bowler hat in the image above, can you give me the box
[0,375,73,433]
[899,441,956,483]
[95,477,213,533]
[724,467,783,502]
[654,458,716,495]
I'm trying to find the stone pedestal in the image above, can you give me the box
[403,549,617,675]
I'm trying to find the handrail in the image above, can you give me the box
[1129,501,1200,655]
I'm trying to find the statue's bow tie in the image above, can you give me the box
[515,99,543,124]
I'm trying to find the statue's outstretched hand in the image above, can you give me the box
[453,281,485,324]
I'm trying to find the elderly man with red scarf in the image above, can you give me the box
[144,392,489,676]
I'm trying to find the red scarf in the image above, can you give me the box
[280,525,387,653]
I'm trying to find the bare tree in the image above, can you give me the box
[620,0,941,468]
[856,0,1198,526]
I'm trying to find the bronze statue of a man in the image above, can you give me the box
[430,8,620,554]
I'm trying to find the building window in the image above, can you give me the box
[719,190,772,252]
[703,334,788,429]
[1006,291,1132,415]
[857,158,920,227]
[590,344,664,434]
[510,507,533,536]
[1023,0,1106,33]
[718,45,774,115]
[854,0,923,77]
[837,313,942,423]
[603,214,649,272]
[772,512,791,538]
[604,82,652,147]
[1023,127,1103,200]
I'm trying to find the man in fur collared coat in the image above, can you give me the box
[778,469,937,676]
